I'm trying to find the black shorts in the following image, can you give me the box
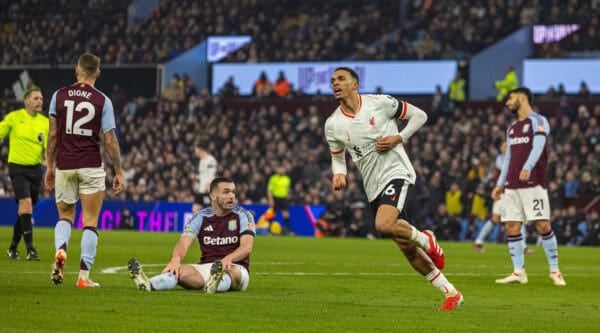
[273,197,289,211]
[369,179,414,220]
[8,163,42,204]
[194,192,211,205]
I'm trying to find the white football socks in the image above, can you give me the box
[216,273,232,292]
[410,226,430,250]
[426,269,457,297]
[149,273,178,290]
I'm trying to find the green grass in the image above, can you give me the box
[1,226,599,332]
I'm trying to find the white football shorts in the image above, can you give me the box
[501,185,551,223]
[191,263,250,291]
[491,193,507,217]
[55,167,106,204]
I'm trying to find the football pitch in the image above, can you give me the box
[1,227,599,332]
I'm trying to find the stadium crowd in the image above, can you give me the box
[2,0,600,66]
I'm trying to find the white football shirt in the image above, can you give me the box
[325,94,419,202]
[198,154,217,193]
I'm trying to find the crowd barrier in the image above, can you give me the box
[0,198,326,237]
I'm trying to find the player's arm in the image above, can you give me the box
[377,101,427,151]
[222,210,255,271]
[222,234,254,271]
[205,158,217,192]
[266,176,275,205]
[492,134,512,200]
[520,116,550,181]
[325,118,347,190]
[162,235,195,278]
[101,98,124,194]
[0,112,13,140]
[45,93,58,190]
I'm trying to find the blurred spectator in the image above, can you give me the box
[218,76,239,97]
[445,182,464,218]
[253,71,274,98]
[583,211,600,246]
[182,74,197,100]
[161,75,185,102]
[273,71,291,97]
[563,171,579,199]
[431,85,449,115]
[494,66,518,101]
[119,208,135,230]
[430,203,461,241]
[577,81,591,99]
[448,72,466,106]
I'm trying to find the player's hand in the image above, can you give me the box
[376,135,402,152]
[113,173,124,194]
[162,260,182,279]
[221,257,234,272]
[491,186,503,201]
[44,168,55,191]
[519,170,530,182]
[332,174,346,191]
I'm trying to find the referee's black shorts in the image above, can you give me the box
[8,163,42,204]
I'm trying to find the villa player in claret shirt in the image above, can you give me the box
[45,53,125,288]
[492,87,566,286]
[127,177,255,294]
[324,67,463,311]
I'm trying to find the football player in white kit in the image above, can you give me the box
[325,67,463,311]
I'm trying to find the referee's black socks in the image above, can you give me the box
[9,216,21,250]
[20,214,34,250]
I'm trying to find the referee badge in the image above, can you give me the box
[37,133,44,142]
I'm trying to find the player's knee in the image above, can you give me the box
[18,198,33,213]
[534,220,552,234]
[374,216,396,236]
[178,266,204,290]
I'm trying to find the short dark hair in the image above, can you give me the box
[209,177,234,193]
[334,67,359,83]
[508,87,533,105]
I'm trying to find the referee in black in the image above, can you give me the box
[0,86,48,260]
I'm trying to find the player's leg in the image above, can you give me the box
[533,220,564,285]
[7,169,35,259]
[474,214,498,252]
[372,180,444,269]
[75,167,106,288]
[282,208,293,235]
[7,215,21,259]
[51,169,78,285]
[395,239,462,311]
[23,167,43,260]
[476,194,506,252]
[227,264,250,291]
[176,264,211,290]
[524,186,564,285]
[77,191,104,288]
[522,224,535,254]
[127,258,151,291]
[495,189,528,284]
[276,198,292,235]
